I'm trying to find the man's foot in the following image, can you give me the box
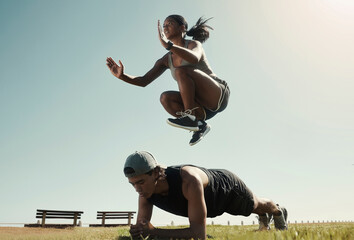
[273,204,288,230]
[257,213,272,231]
[167,109,199,131]
[189,121,211,146]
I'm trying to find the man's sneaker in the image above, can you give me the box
[257,213,272,231]
[189,121,211,146]
[273,204,288,230]
[167,109,199,131]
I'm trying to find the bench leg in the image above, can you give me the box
[128,213,132,225]
[102,213,106,227]
[73,213,78,226]
[42,212,46,227]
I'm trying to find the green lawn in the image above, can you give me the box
[0,223,352,240]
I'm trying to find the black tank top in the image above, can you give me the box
[147,165,245,218]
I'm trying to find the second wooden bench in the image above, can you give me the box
[89,211,136,227]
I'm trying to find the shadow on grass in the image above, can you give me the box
[116,237,214,240]
[116,237,175,240]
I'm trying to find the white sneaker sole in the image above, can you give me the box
[166,119,199,131]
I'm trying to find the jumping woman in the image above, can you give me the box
[106,15,230,146]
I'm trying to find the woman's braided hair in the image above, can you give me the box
[167,15,213,43]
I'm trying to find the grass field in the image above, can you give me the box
[0,223,353,240]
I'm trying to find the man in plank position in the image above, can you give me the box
[124,151,288,239]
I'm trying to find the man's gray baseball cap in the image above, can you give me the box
[124,151,158,178]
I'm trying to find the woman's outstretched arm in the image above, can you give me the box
[106,55,168,87]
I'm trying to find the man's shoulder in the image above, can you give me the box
[180,166,209,187]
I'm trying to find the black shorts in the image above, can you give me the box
[225,172,255,217]
[202,168,254,218]
[204,78,230,120]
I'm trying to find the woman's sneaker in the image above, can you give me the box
[273,205,288,230]
[189,121,211,146]
[167,109,199,131]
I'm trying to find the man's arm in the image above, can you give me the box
[145,167,208,239]
[129,196,154,238]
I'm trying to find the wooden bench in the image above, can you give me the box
[89,211,136,227]
[25,209,84,228]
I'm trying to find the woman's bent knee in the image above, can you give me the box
[160,92,169,105]
[160,91,181,105]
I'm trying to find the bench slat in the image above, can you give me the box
[97,213,133,216]
[97,216,134,219]
[37,209,84,214]
[97,211,136,214]
[37,213,82,217]
[36,216,82,219]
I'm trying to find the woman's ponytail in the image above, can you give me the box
[186,17,213,43]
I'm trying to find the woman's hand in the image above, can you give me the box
[158,20,169,49]
[106,57,124,79]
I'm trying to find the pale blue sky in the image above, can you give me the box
[0,0,353,226]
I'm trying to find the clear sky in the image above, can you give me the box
[0,0,353,226]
